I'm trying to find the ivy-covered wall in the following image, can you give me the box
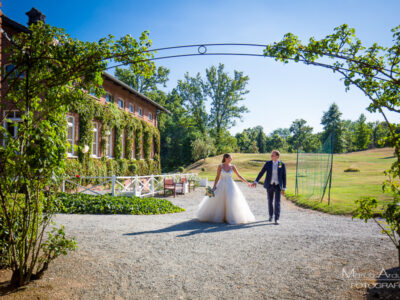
[66,95,161,177]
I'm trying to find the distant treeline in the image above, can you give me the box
[115,65,394,172]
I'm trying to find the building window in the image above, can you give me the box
[105,93,113,103]
[138,107,143,116]
[90,88,96,97]
[148,112,153,120]
[67,116,75,156]
[129,103,134,113]
[92,123,99,157]
[4,64,24,78]
[105,130,113,158]
[2,111,22,145]
[118,98,124,109]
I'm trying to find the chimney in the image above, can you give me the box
[26,8,46,26]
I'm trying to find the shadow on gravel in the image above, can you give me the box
[366,267,400,299]
[123,219,273,237]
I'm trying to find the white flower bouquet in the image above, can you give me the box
[205,186,215,197]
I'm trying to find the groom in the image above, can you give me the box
[251,150,286,225]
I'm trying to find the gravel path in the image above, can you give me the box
[27,183,396,299]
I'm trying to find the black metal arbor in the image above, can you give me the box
[116,43,336,203]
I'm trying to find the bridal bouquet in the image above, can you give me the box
[205,186,215,197]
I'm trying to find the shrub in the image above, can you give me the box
[55,193,185,215]
[344,168,360,172]
[201,168,205,172]
[178,166,185,173]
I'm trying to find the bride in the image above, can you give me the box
[196,153,256,225]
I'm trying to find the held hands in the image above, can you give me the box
[250,182,257,188]
[281,189,285,196]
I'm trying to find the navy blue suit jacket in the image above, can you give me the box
[255,160,287,190]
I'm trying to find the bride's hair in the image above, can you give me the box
[222,153,231,163]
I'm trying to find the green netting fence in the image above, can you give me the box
[295,131,334,204]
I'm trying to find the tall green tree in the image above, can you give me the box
[115,65,169,95]
[320,103,346,153]
[267,128,290,152]
[203,64,249,152]
[235,131,251,152]
[342,119,357,152]
[289,119,314,152]
[369,121,391,148]
[0,22,154,287]
[176,73,208,134]
[355,114,372,150]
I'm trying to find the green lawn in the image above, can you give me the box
[185,148,396,214]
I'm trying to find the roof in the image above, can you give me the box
[2,15,30,33]
[103,72,171,114]
[0,13,170,115]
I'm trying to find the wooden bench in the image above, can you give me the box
[164,178,176,197]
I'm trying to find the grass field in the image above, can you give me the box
[185,148,396,214]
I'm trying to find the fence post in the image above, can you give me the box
[150,174,154,196]
[134,175,139,196]
[62,179,65,192]
[111,175,116,196]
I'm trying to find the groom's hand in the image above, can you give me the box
[251,182,257,188]
[281,190,285,196]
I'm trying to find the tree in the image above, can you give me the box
[235,131,251,152]
[289,119,314,152]
[115,65,169,94]
[176,73,208,134]
[248,141,259,153]
[264,23,400,264]
[191,135,216,161]
[355,114,372,150]
[203,64,249,152]
[342,119,357,152]
[369,121,391,148]
[268,134,286,151]
[0,22,153,287]
[267,128,290,152]
[320,103,346,153]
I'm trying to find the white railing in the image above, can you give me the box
[61,173,199,198]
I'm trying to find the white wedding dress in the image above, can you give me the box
[196,167,256,225]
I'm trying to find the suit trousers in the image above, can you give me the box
[267,184,281,221]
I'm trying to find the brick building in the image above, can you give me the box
[1,8,169,164]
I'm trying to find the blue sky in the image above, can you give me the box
[3,0,399,135]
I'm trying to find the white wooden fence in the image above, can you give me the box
[61,173,199,197]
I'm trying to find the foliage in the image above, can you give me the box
[248,141,259,153]
[0,21,154,287]
[204,64,249,152]
[289,119,317,152]
[115,65,169,94]
[355,114,373,150]
[191,135,216,161]
[353,196,400,266]
[55,193,185,215]
[320,103,347,153]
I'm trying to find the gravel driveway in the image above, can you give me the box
[15,183,396,299]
